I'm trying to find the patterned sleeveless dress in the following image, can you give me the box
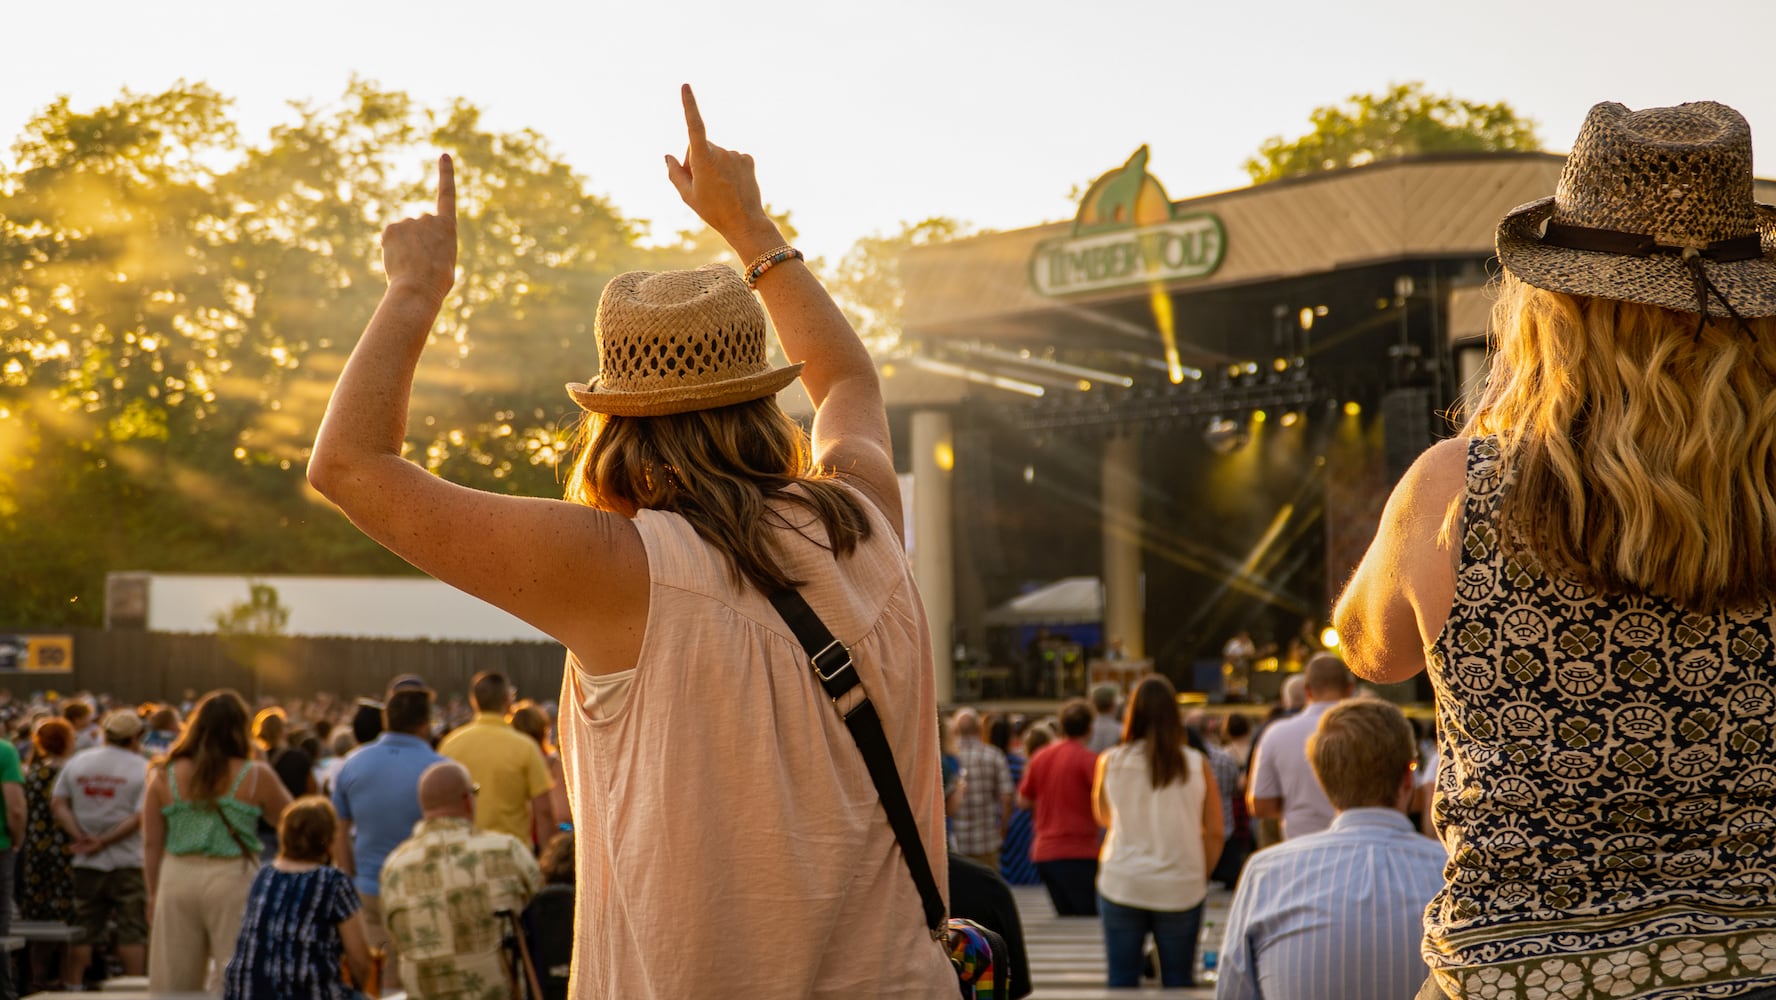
[1425,436,1776,998]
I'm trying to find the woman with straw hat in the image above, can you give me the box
[307,86,955,998]
[1337,101,1776,999]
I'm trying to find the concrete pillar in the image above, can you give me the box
[911,410,956,703]
[1101,431,1145,659]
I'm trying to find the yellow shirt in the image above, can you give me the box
[438,713,552,844]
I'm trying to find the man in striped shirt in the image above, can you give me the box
[1216,698,1446,1000]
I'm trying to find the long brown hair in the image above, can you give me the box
[1122,674,1189,790]
[164,689,252,801]
[565,397,871,591]
[1464,276,1776,610]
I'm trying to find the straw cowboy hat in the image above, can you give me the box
[1496,101,1776,320]
[566,264,802,417]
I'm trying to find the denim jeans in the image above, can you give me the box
[1099,894,1203,988]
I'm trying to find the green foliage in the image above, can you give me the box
[827,217,972,354]
[1245,82,1541,184]
[0,81,662,626]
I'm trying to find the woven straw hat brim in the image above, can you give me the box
[1497,197,1776,318]
[566,362,803,417]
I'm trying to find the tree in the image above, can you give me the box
[827,217,973,354]
[1245,82,1541,184]
[0,81,657,626]
[213,580,290,701]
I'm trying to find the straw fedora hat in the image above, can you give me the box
[566,264,802,417]
[1496,101,1776,319]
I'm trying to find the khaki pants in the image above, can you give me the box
[361,893,402,991]
[148,853,258,993]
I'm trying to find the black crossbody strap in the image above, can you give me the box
[768,588,947,936]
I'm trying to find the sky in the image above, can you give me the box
[4,0,1775,264]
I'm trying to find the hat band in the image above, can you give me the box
[1541,221,1761,262]
[1541,221,1763,338]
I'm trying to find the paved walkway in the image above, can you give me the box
[1017,884,1230,999]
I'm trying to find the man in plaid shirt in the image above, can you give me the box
[950,709,1012,869]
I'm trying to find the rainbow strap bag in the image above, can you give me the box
[769,589,1011,1000]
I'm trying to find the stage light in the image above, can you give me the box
[1226,363,1243,379]
[1320,626,1340,649]
[1023,464,1035,484]
[1243,361,1259,375]
[1280,411,1301,427]
[1252,409,1268,423]
[1272,357,1289,373]
[1204,416,1248,454]
[1343,401,1362,417]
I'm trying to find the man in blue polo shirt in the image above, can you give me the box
[332,679,443,992]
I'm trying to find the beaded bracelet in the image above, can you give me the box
[744,245,803,288]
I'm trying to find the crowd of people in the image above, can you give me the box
[941,664,1447,993]
[5,88,1772,1000]
[0,671,571,999]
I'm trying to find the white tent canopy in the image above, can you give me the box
[983,576,1104,627]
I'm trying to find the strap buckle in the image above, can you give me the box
[811,638,856,686]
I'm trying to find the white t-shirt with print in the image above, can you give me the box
[52,744,148,870]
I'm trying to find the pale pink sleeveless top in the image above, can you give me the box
[557,484,956,998]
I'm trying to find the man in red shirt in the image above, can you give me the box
[1017,699,1102,915]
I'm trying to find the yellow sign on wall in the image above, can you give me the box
[25,635,73,672]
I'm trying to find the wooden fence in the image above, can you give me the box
[0,628,569,704]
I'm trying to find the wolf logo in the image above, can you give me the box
[1079,146,1150,234]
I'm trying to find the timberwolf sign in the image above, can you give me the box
[1030,146,1225,297]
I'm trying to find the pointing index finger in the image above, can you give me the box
[682,84,707,150]
[437,154,455,221]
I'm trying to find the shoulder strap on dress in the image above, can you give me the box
[167,761,181,802]
[225,760,254,798]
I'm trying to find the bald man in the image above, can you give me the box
[950,709,1013,869]
[379,762,542,998]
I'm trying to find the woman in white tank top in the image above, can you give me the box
[1092,674,1223,988]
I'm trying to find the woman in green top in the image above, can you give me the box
[142,689,292,993]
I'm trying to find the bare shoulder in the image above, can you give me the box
[1394,437,1470,522]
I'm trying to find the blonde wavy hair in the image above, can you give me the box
[564,398,871,592]
[1463,274,1776,611]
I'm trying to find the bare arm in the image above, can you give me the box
[4,782,24,847]
[306,156,648,672]
[1246,740,1283,821]
[531,791,558,837]
[95,811,142,848]
[1333,436,1467,684]
[664,86,901,533]
[1199,761,1225,875]
[338,911,372,990]
[51,795,82,840]
[333,819,357,877]
[1091,754,1110,829]
[249,762,294,827]
[142,768,169,906]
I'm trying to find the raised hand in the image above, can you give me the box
[664,85,776,249]
[380,154,458,300]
